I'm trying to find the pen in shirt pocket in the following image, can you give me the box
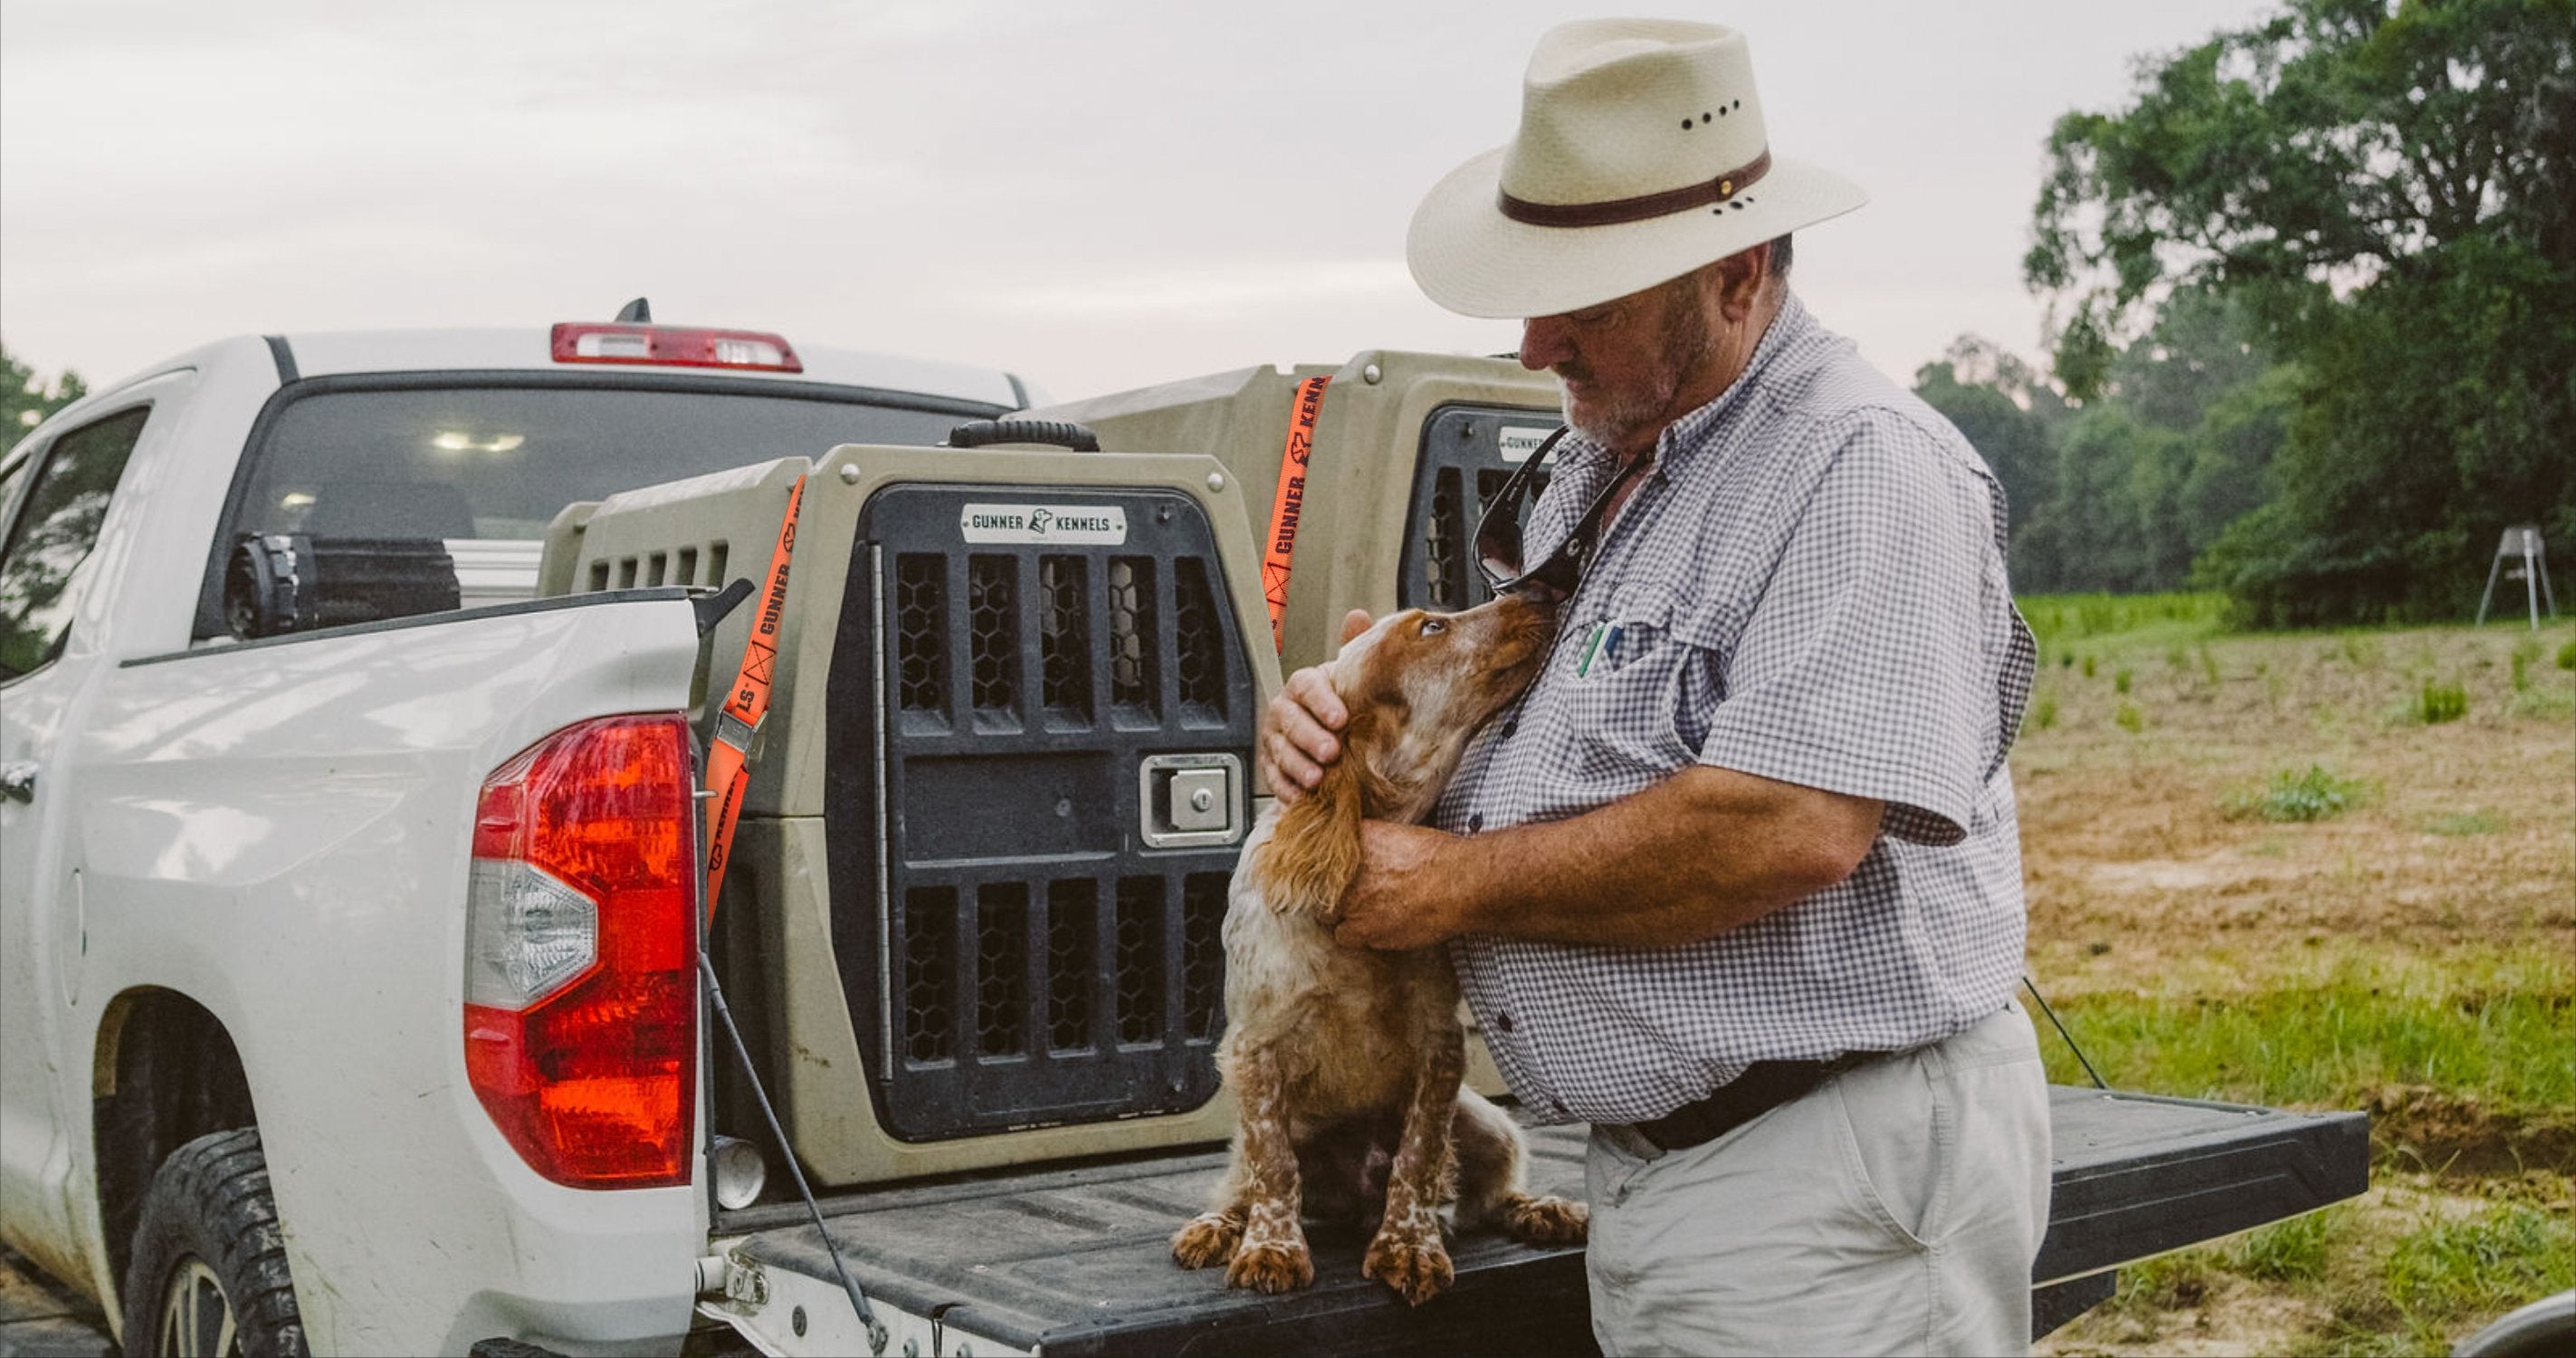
[1575,620,1623,677]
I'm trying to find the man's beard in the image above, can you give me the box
[1556,291,1715,450]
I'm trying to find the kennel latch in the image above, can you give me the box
[1139,752,1244,848]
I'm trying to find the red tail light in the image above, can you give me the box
[549,322,802,372]
[464,714,698,1188]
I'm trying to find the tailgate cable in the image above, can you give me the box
[702,955,891,1354]
[694,475,894,1355]
[2023,974,2109,1090]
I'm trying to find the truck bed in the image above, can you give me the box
[718,1086,2367,1356]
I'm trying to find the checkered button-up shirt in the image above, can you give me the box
[1436,297,2038,1125]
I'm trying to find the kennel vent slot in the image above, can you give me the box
[1107,556,1159,718]
[902,885,959,1066]
[895,552,949,722]
[1179,872,1227,1043]
[975,882,1030,1058]
[967,554,1022,724]
[1045,878,1099,1053]
[1038,555,1092,722]
[1174,559,1226,723]
[1112,875,1165,1047]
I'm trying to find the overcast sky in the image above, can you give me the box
[2,0,2275,404]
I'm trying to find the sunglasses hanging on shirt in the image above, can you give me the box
[1473,426,1656,601]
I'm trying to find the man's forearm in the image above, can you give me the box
[1407,765,1884,949]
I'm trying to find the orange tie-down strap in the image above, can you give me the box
[702,474,805,922]
[1261,375,1331,653]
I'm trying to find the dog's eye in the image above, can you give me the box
[1419,617,1446,636]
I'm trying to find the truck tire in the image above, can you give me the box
[121,1128,309,1358]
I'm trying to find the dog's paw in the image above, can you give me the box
[1171,1211,1243,1269]
[1361,1229,1455,1305]
[1499,1191,1589,1247]
[1225,1238,1315,1294]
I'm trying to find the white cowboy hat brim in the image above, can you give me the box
[1408,145,1868,320]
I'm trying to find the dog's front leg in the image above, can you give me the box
[1219,1047,1314,1293]
[1363,1028,1464,1305]
[1171,1193,1245,1269]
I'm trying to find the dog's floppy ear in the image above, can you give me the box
[1252,708,1386,920]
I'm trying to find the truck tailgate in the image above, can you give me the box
[713,1086,2366,1356]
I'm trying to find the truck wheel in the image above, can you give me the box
[122,1128,309,1358]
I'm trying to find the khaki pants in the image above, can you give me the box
[1584,1006,2052,1357]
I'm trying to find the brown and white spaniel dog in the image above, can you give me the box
[1172,593,1587,1305]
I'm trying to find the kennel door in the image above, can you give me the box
[825,483,1256,1142]
[1398,404,1566,613]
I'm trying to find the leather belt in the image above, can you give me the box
[1630,1053,1882,1152]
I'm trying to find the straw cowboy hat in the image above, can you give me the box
[1408,18,1867,320]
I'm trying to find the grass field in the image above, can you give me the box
[2011,594,2575,1356]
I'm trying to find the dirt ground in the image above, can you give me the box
[2017,628,2572,980]
[2013,619,2575,1355]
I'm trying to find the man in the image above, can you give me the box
[1257,19,2049,1357]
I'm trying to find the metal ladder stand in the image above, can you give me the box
[2475,524,2557,628]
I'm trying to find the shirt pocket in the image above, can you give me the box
[1554,583,1703,777]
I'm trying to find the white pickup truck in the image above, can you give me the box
[0,315,2368,1358]
[0,313,1035,1354]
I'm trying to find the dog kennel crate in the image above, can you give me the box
[543,444,1275,1184]
[825,483,1252,1140]
[1028,351,1568,674]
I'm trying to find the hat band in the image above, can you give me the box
[1498,148,1773,228]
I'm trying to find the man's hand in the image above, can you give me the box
[1258,608,1372,804]
[1330,821,1462,951]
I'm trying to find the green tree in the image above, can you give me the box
[2197,235,2575,623]
[4,342,87,444]
[2102,290,2275,435]
[2028,0,2573,382]
[2180,361,2298,551]
[1915,304,2291,594]
[2032,406,2192,592]
[1913,336,2066,572]
[2027,0,2574,623]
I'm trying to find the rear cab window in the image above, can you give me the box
[1,406,152,679]
[195,378,1003,641]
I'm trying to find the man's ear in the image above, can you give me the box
[1708,247,1769,321]
[1252,750,1364,919]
